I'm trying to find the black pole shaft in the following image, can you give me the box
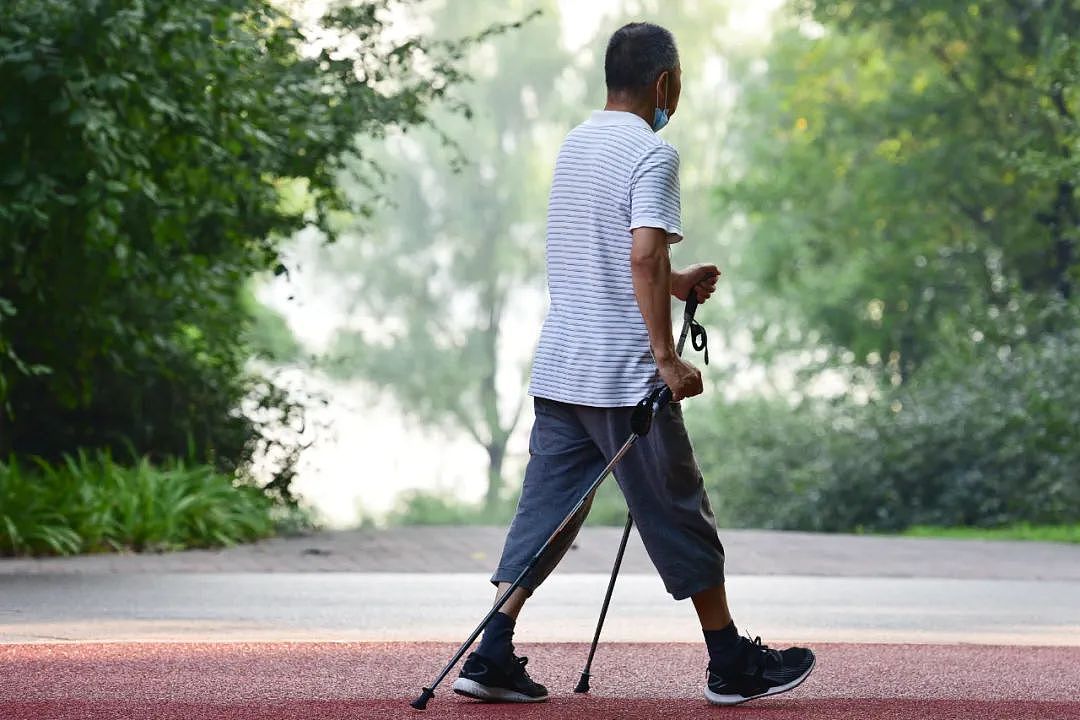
[574,511,634,693]
[411,433,639,710]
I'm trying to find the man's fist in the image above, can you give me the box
[673,263,721,303]
[657,355,703,402]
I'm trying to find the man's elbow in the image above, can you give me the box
[630,247,668,277]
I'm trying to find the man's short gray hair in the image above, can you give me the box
[604,22,678,92]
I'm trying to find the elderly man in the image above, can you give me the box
[452,21,816,707]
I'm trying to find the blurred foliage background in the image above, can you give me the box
[0,0,480,552]
[1,0,1077,552]
[693,0,1080,531]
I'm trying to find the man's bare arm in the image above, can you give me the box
[630,228,703,400]
[630,227,676,363]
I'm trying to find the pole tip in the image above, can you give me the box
[574,672,590,694]
[411,688,435,710]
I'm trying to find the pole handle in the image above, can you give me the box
[684,284,700,318]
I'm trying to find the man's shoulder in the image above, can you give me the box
[630,138,679,180]
[644,138,679,161]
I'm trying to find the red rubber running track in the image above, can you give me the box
[3,642,1078,720]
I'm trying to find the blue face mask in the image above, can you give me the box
[652,106,669,132]
[651,75,670,132]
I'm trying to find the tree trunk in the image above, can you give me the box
[1046,83,1075,301]
[479,269,509,511]
[485,440,505,510]
[1051,180,1075,300]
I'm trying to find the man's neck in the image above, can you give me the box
[604,95,652,127]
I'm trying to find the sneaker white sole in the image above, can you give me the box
[703,656,816,706]
[451,677,548,703]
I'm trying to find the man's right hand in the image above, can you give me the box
[657,355,703,401]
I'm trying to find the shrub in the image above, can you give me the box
[689,332,1080,532]
[388,489,516,526]
[0,450,278,555]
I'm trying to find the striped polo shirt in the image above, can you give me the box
[529,110,683,408]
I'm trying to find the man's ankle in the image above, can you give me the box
[476,611,516,667]
[703,621,741,669]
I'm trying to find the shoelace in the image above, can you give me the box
[747,635,782,665]
[513,655,533,679]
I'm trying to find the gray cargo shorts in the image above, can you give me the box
[491,396,725,601]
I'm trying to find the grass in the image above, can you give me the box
[387,481,630,527]
[903,523,1080,544]
[0,450,283,556]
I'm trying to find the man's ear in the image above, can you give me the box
[655,70,669,102]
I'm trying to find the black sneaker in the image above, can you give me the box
[452,652,549,703]
[705,636,815,706]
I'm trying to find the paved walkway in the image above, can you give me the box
[4,529,1079,719]
[4,528,1079,646]
[4,572,1079,645]
[2,526,1078,579]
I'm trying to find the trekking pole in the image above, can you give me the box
[575,283,710,694]
[411,385,675,711]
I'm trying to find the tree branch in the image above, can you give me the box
[930,45,969,88]
[1050,84,1074,121]
[505,388,527,440]
[449,402,486,446]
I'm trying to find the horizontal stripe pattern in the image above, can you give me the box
[529,110,682,407]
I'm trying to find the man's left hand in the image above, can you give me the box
[673,263,721,303]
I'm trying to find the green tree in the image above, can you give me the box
[0,0,469,489]
[719,0,1079,380]
[683,0,1080,534]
